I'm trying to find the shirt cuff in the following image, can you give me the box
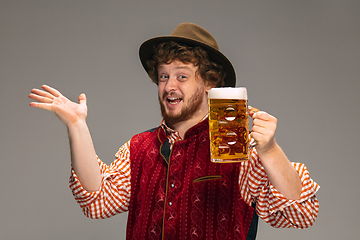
[69,168,104,207]
[268,162,320,214]
[68,157,113,207]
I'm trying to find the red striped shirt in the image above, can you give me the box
[69,119,320,228]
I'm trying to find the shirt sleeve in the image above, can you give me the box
[69,140,132,219]
[239,149,320,229]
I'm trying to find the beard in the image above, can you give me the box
[159,85,205,127]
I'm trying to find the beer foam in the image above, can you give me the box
[208,87,247,100]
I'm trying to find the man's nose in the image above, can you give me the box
[164,76,177,92]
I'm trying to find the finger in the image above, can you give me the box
[250,131,261,138]
[252,117,276,132]
[250,129,273,142]
[249,138,258,149]
[29,102,54,111]
[252,111,275,121]
[252,111,265,120]
[28,93,54,103]
[252,118,268,128]
[31,88,55,99]
[42,85,61,97]
[251,125,266,134]
[251,120,267,132]
[78,93,86,105]
[250,131,263,146]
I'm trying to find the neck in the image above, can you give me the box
[168,109,208,139]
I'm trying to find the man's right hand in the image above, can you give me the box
[29,85,101,192]
[29,85,88,127]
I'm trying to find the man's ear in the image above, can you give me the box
[205,81,217,93]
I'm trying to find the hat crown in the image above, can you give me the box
[171,23,219,50]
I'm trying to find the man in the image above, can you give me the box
[29,23,319,240]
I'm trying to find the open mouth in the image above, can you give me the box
[167,97,182,105]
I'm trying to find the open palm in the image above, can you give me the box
[29,85,88,127]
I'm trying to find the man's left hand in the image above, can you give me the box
[249,107,278,154]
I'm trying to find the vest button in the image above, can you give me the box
[168,202,173,206]
[170,183,175,188]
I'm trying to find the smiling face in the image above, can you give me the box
[157,61,213,128]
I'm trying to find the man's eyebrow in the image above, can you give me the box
[176,66,192,70]
[158,63,192,69]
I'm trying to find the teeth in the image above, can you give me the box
[167,97,181,105]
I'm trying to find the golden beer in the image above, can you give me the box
[208,88,249,163]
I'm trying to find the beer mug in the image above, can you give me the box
[208,87,250,163]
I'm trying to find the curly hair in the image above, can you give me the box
[146,41,226,87]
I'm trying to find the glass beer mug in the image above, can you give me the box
[208,87,250,163]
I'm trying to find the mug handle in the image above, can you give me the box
[248,106,259,149]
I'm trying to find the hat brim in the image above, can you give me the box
[139,36,236,87]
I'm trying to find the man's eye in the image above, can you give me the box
[179,75,187,80]
[159,75,169,81]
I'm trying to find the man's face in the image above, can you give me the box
[157,61,210,127]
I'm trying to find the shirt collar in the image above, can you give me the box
[160,114,209,140]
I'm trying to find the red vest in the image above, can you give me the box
[127,119,255,240]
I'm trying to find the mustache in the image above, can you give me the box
[161,91,183,99]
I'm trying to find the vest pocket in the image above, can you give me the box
[193,175,222,183]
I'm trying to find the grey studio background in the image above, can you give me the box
[1,0,359,240]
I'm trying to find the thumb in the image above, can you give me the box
[248,106,259,118]
[78,93,87,105]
